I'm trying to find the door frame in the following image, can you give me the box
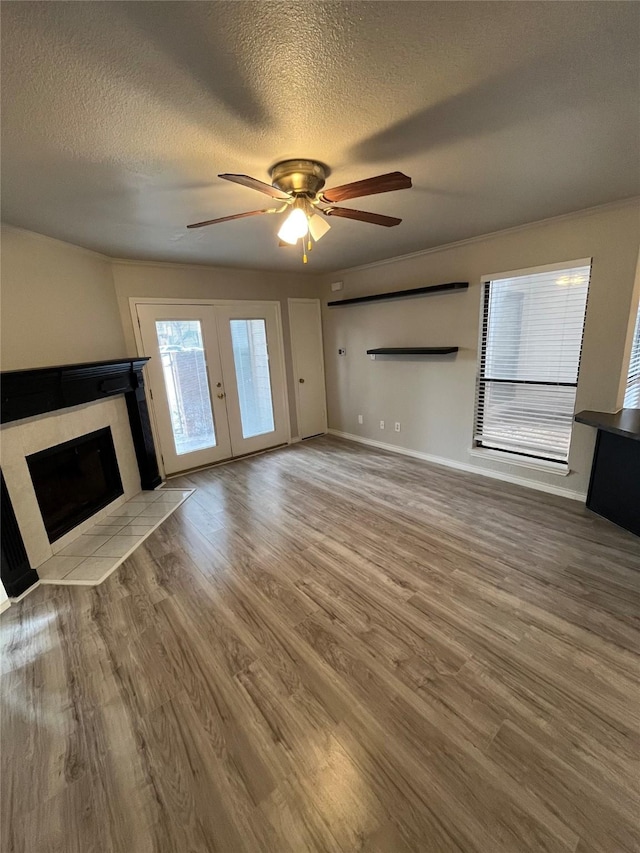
[287,298,327,439]
[135,303,233,474]
[129,297,291,478]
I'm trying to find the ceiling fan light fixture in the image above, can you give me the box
[308,213,331,242]
[188,163,411,263]
[277,206,308,245]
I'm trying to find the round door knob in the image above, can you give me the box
[299,378,305,383]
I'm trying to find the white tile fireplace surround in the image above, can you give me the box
[1,396,142,569]
[36,488,193,585]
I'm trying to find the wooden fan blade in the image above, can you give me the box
[187,209,272,229]
[219,173,290,200]
[321,171,411,204]
[322,207,401,227]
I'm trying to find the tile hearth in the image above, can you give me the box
[36,488,193,586]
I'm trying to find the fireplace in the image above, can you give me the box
[1,357,161,597]
[27,427,124,543]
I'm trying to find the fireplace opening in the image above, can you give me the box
[26,427,123,543]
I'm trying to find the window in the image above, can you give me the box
[623,301,640,408]
[474,261,591,464]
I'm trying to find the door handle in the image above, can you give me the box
[299,378,305,383]
[217,392,225,399]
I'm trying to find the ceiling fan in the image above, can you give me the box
[186,159,412,263]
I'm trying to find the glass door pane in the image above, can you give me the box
[155,320,217,455]
[229,319,275,438]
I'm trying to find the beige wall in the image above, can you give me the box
[111,261,320,438]
[0,227,319,439]
[321,201,640,498]
[4,204,638,498]
[617,249,640,405]
[1,226,125,369]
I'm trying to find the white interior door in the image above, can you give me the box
[137,304,232,474]
[288,299,327,438]
[215,303,290,456]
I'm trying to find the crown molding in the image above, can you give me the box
[0,223,111,262]
[331,195,640,277]
[110,256,251,272]
[109,256,321,277]
[5,194,638,277]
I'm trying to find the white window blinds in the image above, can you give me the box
[475,262,591,463]
[623,302,640,408]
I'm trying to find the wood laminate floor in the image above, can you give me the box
[2,436,639,852]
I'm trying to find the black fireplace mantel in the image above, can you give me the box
[1,357,161,491]
[2,357,150,423]
[1,357,162,597]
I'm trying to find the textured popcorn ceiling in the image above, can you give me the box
[2,1,639,272]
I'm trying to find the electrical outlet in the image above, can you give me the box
[338,347,346,356]
[358,414,363,424]
[379,420,385,430]
[395,422,401,432]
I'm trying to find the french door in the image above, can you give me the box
[136,302,289,474]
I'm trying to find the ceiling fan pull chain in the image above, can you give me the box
[305,201,312,252]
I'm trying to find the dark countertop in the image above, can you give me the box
[574,409,640,441]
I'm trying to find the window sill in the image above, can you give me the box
[468,446,570,476]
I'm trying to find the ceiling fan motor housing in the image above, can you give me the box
[270,159,328,197]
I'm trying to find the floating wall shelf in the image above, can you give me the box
[328,281,468,307]
[367,347,459,357]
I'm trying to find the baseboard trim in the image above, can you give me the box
[328,430,586,502]
[8,580,41,603]
[0,597,11,614]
